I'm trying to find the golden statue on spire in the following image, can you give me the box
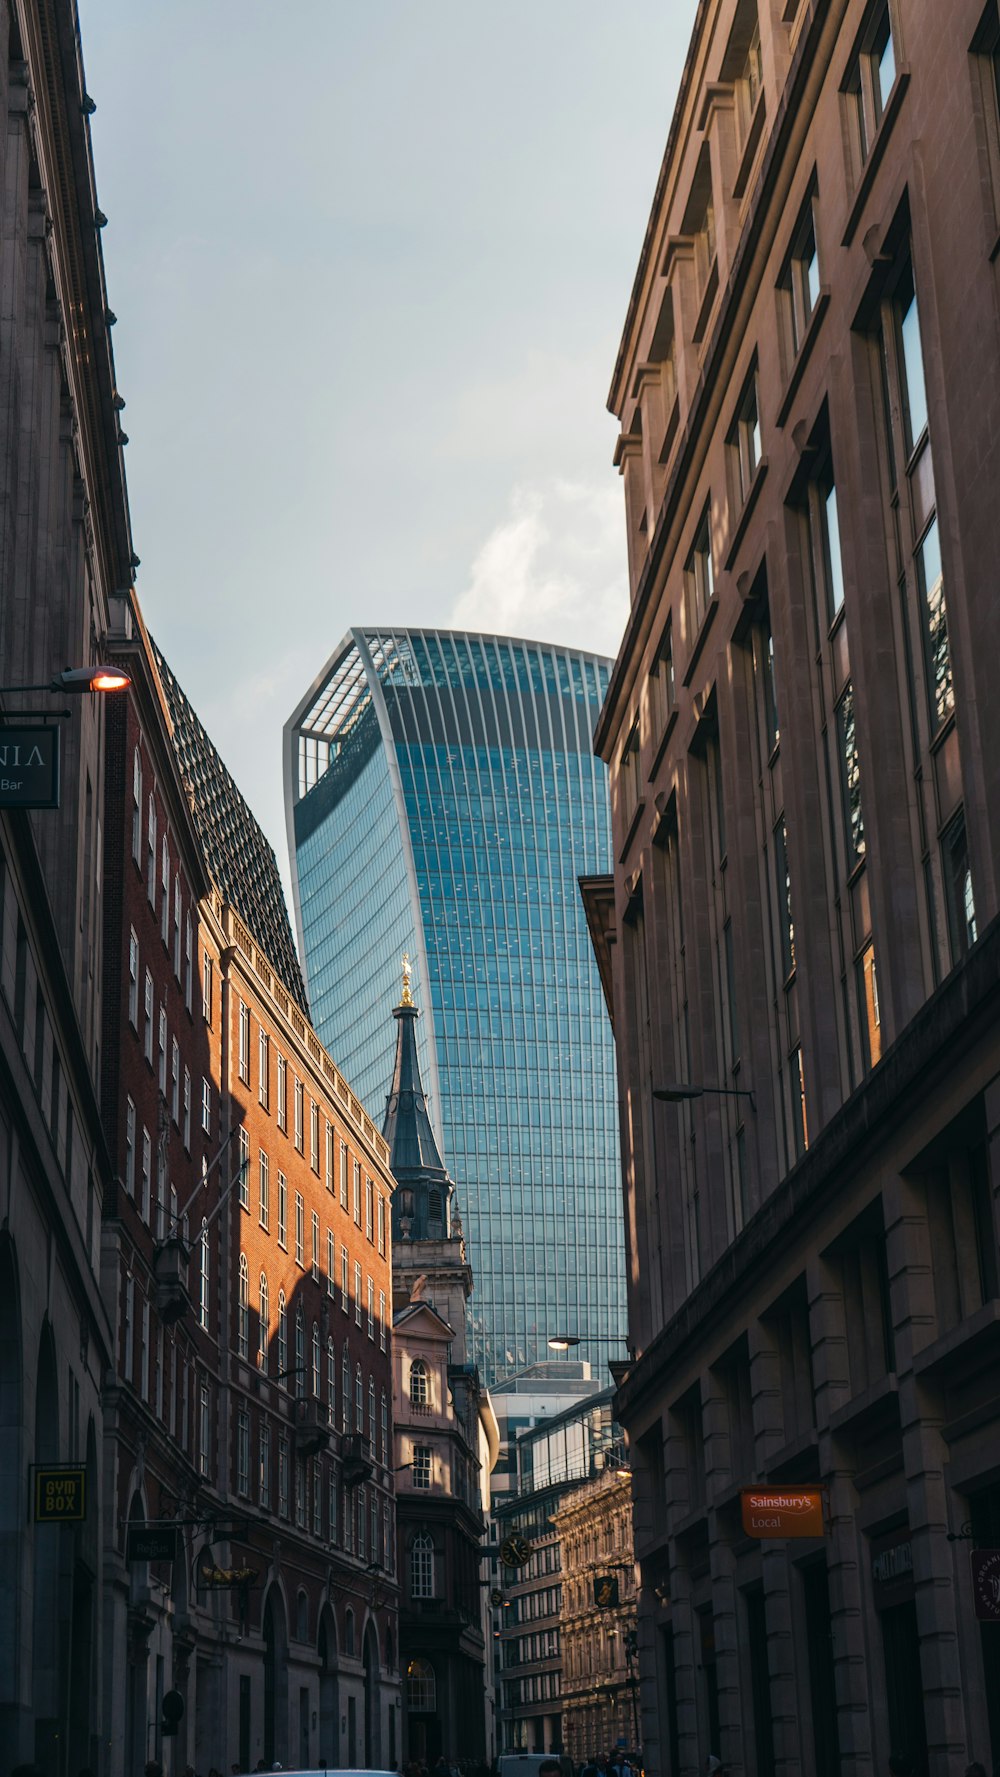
[400,952,414,1007]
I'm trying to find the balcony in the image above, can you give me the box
[294,1394,330,1457]
[341,1431,373,1488]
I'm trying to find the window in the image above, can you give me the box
[141,1129,152,1222]
[125,1098,136,1194]
[379,1290,386,1351]
[728,367,762,507]
[259,1273,269,1368]
[365,1175,374,1240]
[238,1128,250,1209]
[836,682,866,863]
[277,1290,288,1380]
[173,876,182,976]
[377,1192,386,1254]
[158,1008,167,1093]
[295,1192,305,1265]
[160,837,170,943]
[327,1229,335,1297]
[147,795,157,905]
[327,1337,336,1427]
[411,1357,429,1408]
[202,952,213,1025]
[132,747,142,865]
[367,1276,375,1338]
[735,14,763,147]
[294,1077,304,1152]
[356,1484,366,1559]
[774,817,796,978]
[238,1001,250,1085]
[143,971,154,1063]
[368,1376,376,1456]
[313,1458,322,1538]
[943,812,978,963]
[310,1101,320,1173]
[353,1159,361,1224]
[278,1171,287,1248]
[326,1121,334,1194]
[312,1322,321,1398]
[277,1054,287,1131]
[259,1421,271,1509]
[199,1384,211,1478]
[311,1209,320,1280]
[410,1534,434,1597]
[340,1140,349,1208]
[259,1150,270,1229]
[171,1036,180,1123]
[412,1445,432,1490]
[238,1255,249,1358]
[342,1348,351,1433]
[406,1653,436,1710]
[295,1306,305,1399]
[845,0,897,168]
[620,721,641,830]
[650,620,675,739]
[685,508,715,638]
[780,188,821,359]
[237,1409,250,1496]
[278,1433,289,1518]
[128,928,139,1027]
[354,1260,362,1325]
[259,1030,269,1108]
[355,1363,364,1432]
[329,1468,338,1544]
[184,915,193,1011]
[341,1244,349,1312]
[182,1069,191,1151]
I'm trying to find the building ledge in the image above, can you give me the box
[912,1298,1000,1382]
[776,288,831,427]
[841,69,912,249]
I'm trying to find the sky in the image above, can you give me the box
[78,0,697,883]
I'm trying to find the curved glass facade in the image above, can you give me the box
[285,628,624,1384]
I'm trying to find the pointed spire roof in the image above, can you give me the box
[382,962,448,1181]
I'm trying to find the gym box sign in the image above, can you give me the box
[0,726,60,809]
[741,1487,826,1539]
[34,1465,87,1523]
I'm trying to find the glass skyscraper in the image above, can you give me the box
[283,627,624,1384]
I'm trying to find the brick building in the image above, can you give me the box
[0,0,136,1769]
[592,2,1000,1775]
[554,1471,638,1766]
[100,610,400,1773]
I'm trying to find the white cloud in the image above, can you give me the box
[449,478,629,661]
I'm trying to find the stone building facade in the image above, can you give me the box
[0,0,135,1768]
[593,2,1000,1776]
[99,612,400,1774]
[554,1472,638,1765]
[386,980,498,1764]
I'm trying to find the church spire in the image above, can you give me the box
[383,960,448,1187]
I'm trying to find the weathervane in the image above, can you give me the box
[400,952,414,1007]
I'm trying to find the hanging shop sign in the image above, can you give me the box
[594,1574,620,1609]
[126,1523,178,1564]
[870,1528,914,1605]
[971,1548,1000,1621]
[33,1464,86,1522]
[0,726,60,809]
[499,1533,533,1569]
[741,1487,825,1539]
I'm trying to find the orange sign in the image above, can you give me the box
[741,1488,825,1539]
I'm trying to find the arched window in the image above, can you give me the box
[295,1305,305,1397]
[342,1348,350,1433]
[410,1358,428,1408]
[381,1389,389,1466]
[355,1363,363,1432]
[311,1322,321,1398]
[258,1273,269,1368]
[237,1255,249,1358]
[410,1532,434,1599]
[368,1376,376,1456]
[327,1337,336,1427]
[277,1290,287,1379]
[407,1655,436,1711]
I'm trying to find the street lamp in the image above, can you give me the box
[0,664,131,696]
[547,1335,632,1353]
[654,1080,756,1112]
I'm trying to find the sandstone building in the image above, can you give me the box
[594,1,1000,1775]
[554,1470,638,1766]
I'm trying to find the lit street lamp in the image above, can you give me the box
[0,664,131,697]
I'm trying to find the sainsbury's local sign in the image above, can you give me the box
[741,1487,826,1539]
[0,726,60,808]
